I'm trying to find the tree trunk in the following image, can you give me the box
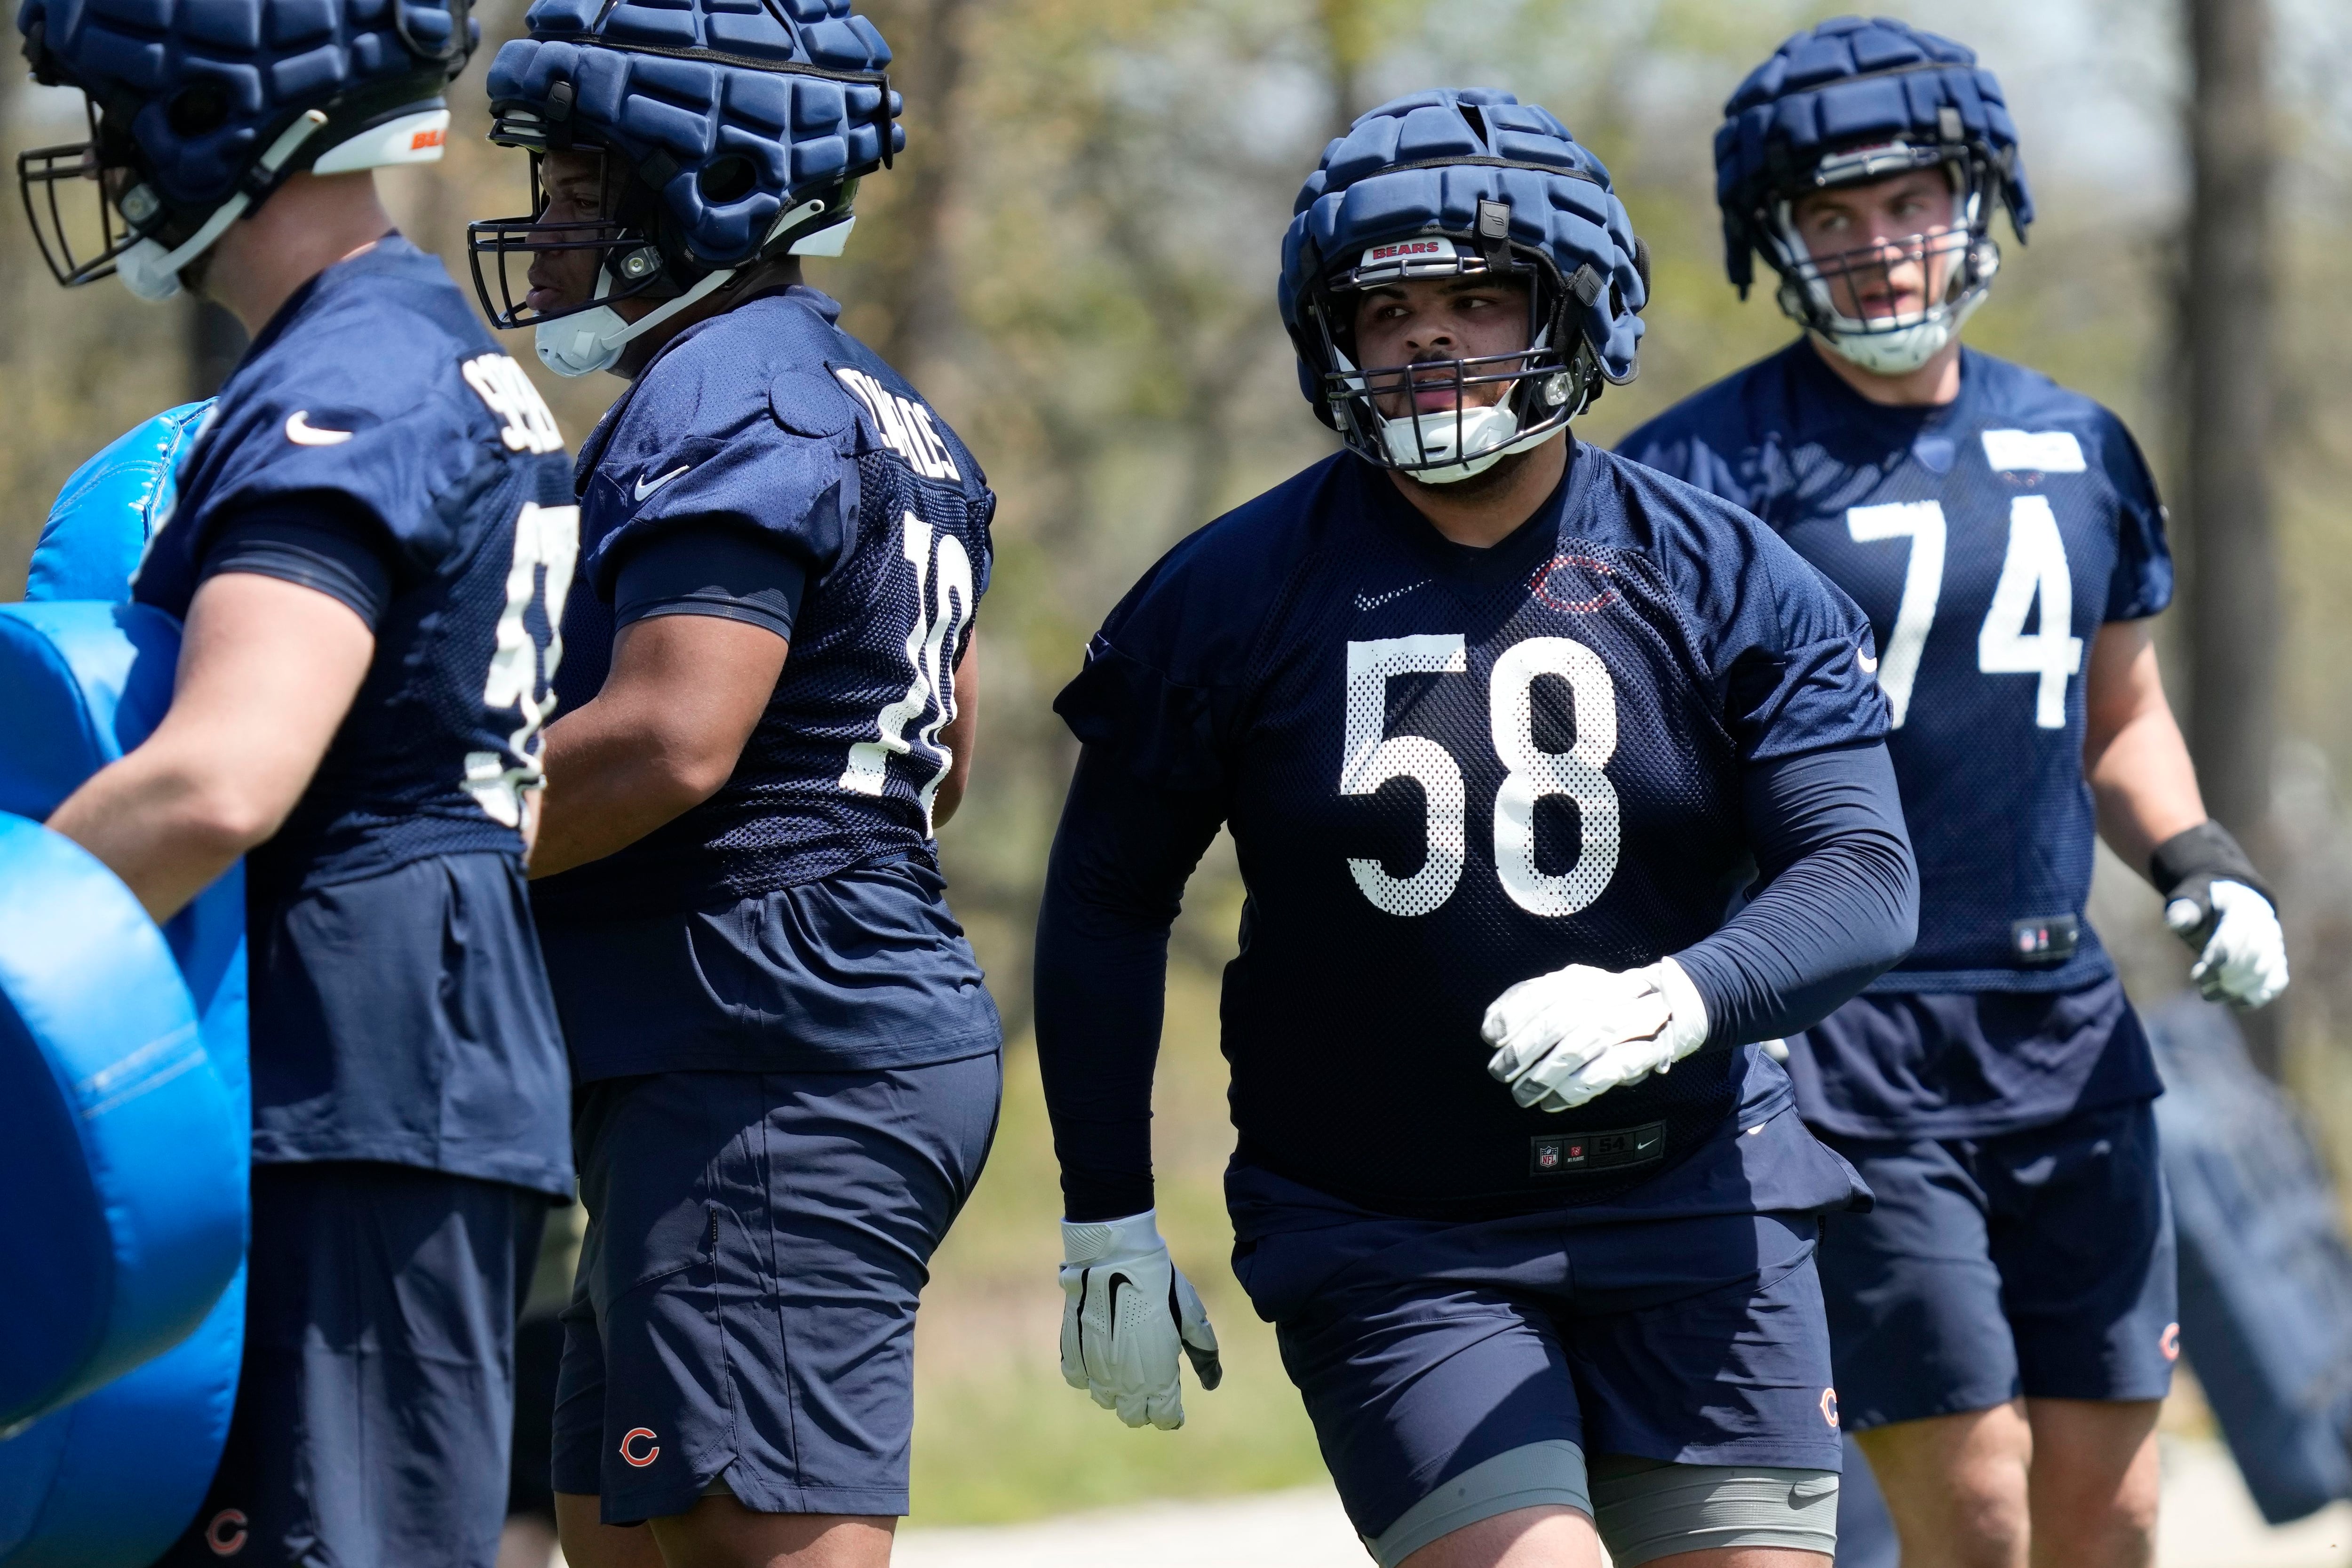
[2183,0,2280,1069]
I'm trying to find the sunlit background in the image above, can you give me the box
[7,0,2352,1539]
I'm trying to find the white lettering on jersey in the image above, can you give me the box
[461,352,565,455]
[1490,638,1621,917]
[832,367,962,482]
[1845,501,1947,728]
[839,511,973,832]
[462,501,579,826]
[1978,496,2082,728]
[1340,635,1621,919]
[1980,429,2086,474]
[1342,636,1469,916]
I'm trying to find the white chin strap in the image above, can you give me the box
[534,197,857,378]
[118,109,331,302]
[1807,272,1991,375]
[1381,402,1542,484]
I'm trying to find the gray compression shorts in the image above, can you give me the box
[1366,1441,1839,1567]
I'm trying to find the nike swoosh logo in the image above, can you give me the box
[1858,649,1880,673]
[634,465,689,502]
[1355,580,1429,613]
[284,411,352,446]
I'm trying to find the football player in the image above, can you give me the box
[1620,20,2290,1568]
[20,0,579,1562]
[467,6,1001,1566]
[1033,90,1922,1568]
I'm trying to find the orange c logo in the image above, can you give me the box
[206,1509,248,1556]
[620,1427,661,1468]
[1820,1387,1840,1428]
[2161,1322,2181,1362]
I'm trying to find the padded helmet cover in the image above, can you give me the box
[1714,14,2033,295]
[18,0,477,212]
[485,0,904,269]
[1279,89,1645,418]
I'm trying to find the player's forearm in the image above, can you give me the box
[2082,619,2206,876]
[1033,748,1224,1221]
[2088,708,2206,877]
[1674,743,1919,1046]
[528,701,724,878]
[47,744,268,922]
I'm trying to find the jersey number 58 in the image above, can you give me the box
[1342,635,1619,919]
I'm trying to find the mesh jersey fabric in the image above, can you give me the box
[135,235,579,907]
[1621,342,2170,993]
[1049,443,1887,1216]
[532,285,994,918]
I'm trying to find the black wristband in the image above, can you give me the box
[2149,821,2271,908]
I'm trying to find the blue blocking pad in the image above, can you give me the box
[0,410,251,1567]
[0,815,238,1429]
[23,402,212,604]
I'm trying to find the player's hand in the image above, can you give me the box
[1482,959,1710,1113]
[2166,878,2288,1009]
[1058,1210,1222,1430]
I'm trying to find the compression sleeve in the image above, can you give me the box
[1032,746,1228,1222]
[199,494,397,630]
[612,524,809,642]
[1672,742,1919,1047]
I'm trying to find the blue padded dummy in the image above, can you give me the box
[2149,995,2352,1524]
[23,402,211,604]
[0,402,250,1568]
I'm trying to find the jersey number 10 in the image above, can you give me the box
[1342,634,1620,920]
[1847,496,2084,730]
[839,511,973,834]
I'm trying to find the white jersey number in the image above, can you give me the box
[1342,634,1620,919]
[1846,496,2080,731]
[840,510,973,833]
[463,501,579,827]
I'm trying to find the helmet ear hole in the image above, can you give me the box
[696,154,756,205]
[166,81,230,136]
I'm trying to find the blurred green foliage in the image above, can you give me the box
[5,0,2352,1529]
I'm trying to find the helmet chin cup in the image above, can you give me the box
[115,237,185,302]
[534,263,739,377]
[1381,402,1524,485]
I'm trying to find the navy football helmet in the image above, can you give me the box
[1280,89,1647,484]
[466,0,901,377]
[16,0,476,300]
[1716,16,2033,375]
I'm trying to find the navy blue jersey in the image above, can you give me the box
[1622,344,2171,992]
[131,235,576,1194]
[136,235,578,904]
[1054,445,1889,1213]
[531,286,994,917]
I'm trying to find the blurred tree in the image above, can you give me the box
[2182,0,2282,1072]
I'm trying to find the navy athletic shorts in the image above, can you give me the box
[1814,1098,2178,1431]
[552,1053,1000,1523]
[1227,1162,1845,1545]
[157,1162,550,1568]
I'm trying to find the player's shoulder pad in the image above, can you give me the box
[1616,346,1798,509]
[1959,349,2153,495]
[1589,446,1875,653]
[1056,455,1350,785]
[184,247,564,562]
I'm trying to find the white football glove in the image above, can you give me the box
[1481,958,1711,1113]
[2166,878,2289,1010]
[1058,1210,1223,1430]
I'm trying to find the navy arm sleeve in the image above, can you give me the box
[612,523,809,642]
[1672,742,1918,1047]
[198,493,398,631]
[1033,747,1228,1223]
